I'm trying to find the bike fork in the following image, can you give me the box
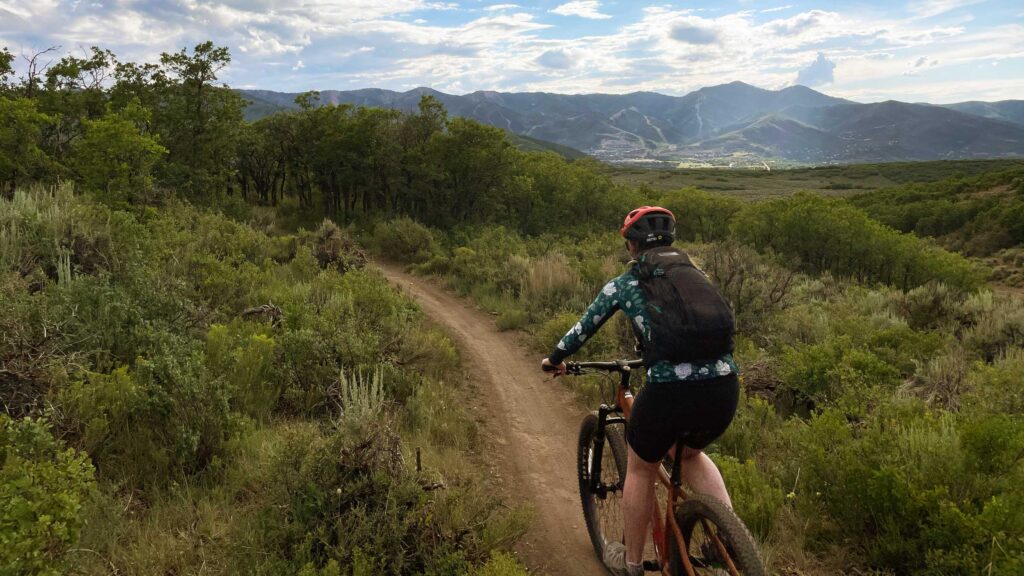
[590,404,627,497]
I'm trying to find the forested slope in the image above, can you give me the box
[851,169,1024,286]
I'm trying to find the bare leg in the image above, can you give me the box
[623,446,659,564]
[679,447,732,507]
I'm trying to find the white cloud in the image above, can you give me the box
[0,0,1019,103]
[907,0,986,19]
[795,52,836,86]
[669,21,721,45]
[0,1,31,19]
[550,1,611,20]
[768,10,836,36]
[536,49,573,69]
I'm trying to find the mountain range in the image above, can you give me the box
[239,83,1024,165]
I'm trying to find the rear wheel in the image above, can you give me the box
[578,412,628,562]
[667,493,764,575]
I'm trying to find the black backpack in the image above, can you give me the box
[634,246,735,365]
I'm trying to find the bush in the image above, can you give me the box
[1,415,96,576]
[713,455,785,539]
[495,308,530,331]
[657,187,743,242]
[692,241,799,335]
[59,357,234,488]
[229,419,525,575]
[778,337,900,409]
[520,252,585,313]
[306,218,365,272]
[732,192,986,291]
[373,217,438,264]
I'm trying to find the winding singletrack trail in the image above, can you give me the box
[377,262,604,575]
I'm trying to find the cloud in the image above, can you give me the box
[668,21,720,45]
[0,1,31,19]
[549,1,610,20]
[769,9,832,35]
[795,52,835,86]
[536,49,573,69]
[907,0,986,19]
[904,55,939,75]
[0,0,1020,103]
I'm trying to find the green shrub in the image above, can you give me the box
[963,347,1024,414]
[496,307,530,331]
[657,187,743,242]
[206,322,281,421]
[713,456,785,539]
[1,415,96,576]
[59,354,234,488]
[779,337,900,408]
[732,192,986,290]
[229,419,525,575]
[304,218,365,272]
[373,217,438,264]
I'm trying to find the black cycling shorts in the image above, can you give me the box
[626,374,740,463]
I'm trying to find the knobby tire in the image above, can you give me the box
[667,493,765,576]
[578,412,628,566]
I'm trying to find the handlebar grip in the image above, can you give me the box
[542,362,560,372]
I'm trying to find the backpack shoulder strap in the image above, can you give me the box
[636,247,695,279]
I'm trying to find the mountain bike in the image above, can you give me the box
[553,359,764,575]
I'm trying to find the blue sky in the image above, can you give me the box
[1,0,1021,103]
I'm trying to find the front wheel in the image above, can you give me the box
[578,412,628,562]
[667,493,765,576]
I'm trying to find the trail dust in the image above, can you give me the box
[377,262,604,575]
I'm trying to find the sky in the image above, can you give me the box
[1,0,1021,103]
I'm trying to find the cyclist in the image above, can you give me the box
[541,206,740,576]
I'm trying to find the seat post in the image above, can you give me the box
[671,439,684,487]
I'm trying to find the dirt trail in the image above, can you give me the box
[377,262,603,575]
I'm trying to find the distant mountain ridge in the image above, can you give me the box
[239,83,1024,165]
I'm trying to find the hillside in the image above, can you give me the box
[943,100,1024,126]
[851,167,1024,286]
[604,159,1024,200]
[239,84,1024,165]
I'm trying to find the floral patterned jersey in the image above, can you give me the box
[547,266,738,384]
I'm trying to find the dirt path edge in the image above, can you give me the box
[376,262,604,575]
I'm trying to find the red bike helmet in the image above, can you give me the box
[620,206,676,245]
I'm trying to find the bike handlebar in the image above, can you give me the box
[544,359,644,375]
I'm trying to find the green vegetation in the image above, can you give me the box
[392,223,1024,574]
[1,187,527,575]
[5,40,1024,575]
[732,192,986,290]
[850,168,1024,286]
[605,159,1024,200]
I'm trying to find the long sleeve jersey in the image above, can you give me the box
[547,266,738,384]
